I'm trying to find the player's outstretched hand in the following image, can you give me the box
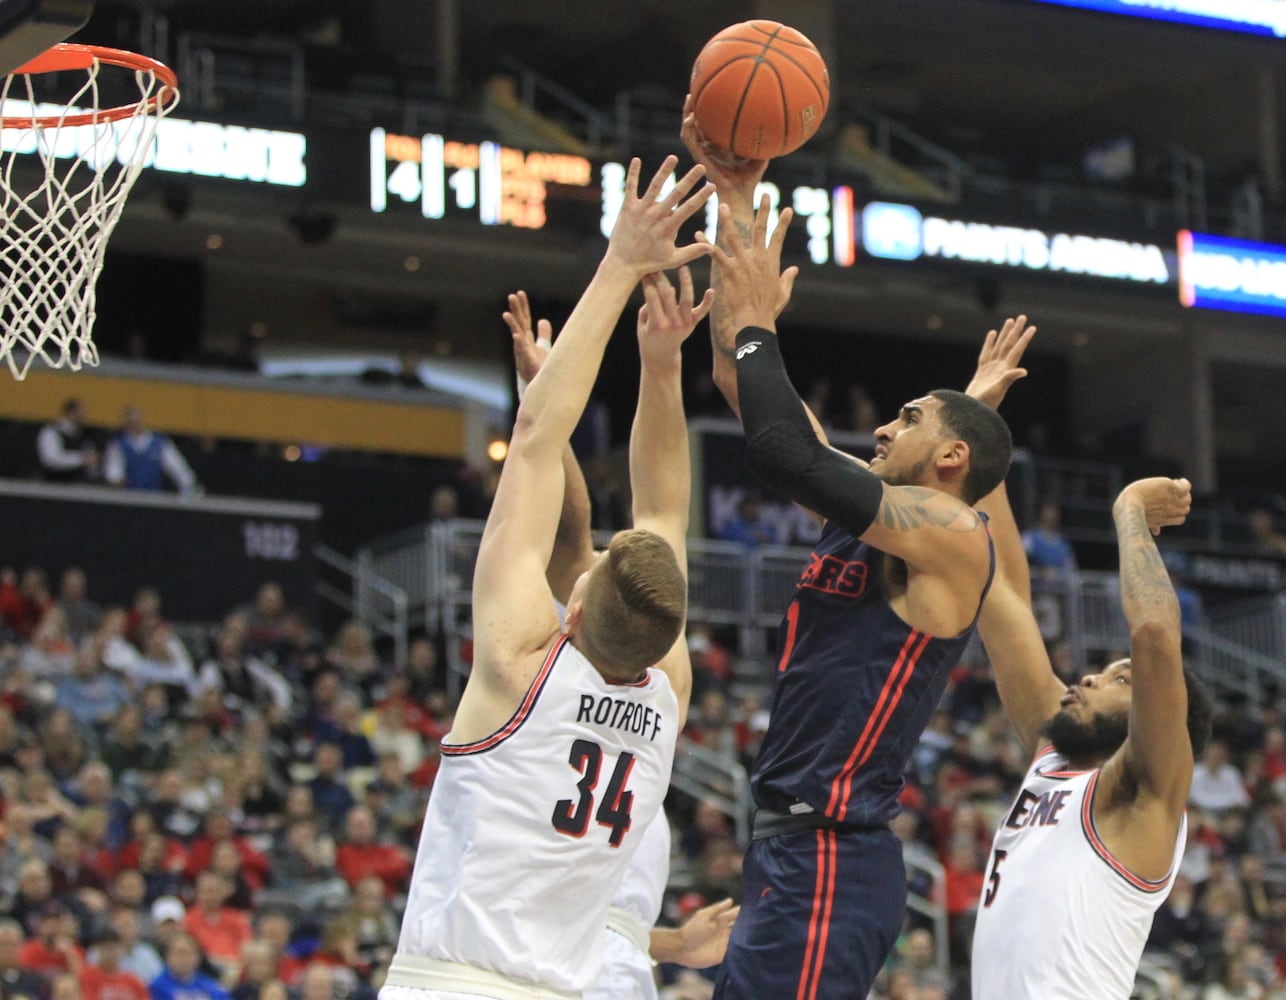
[699,195,797,334]
[637,266,714,369]
[680,93,769,205]
[605,156,713,277]
[965,315,1036,410]
[503,290,553,389]
[673,897,740,970]
[1115,477,1192,536]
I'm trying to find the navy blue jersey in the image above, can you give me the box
[751,518,994,826]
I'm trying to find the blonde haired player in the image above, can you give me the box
[379,156,713,1000]
[967,318,1213,999]
[507,291,739,1000]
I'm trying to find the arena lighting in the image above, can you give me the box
[1177,229,1286,317]
[860,201,1171,284]
[1027,0,1286,39]
[0,101,307,186]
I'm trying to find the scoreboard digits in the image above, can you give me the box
[371,128,593,230]
[369,126,857,267]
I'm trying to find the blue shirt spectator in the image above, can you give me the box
[1021,501,1077,578]
[103,406,201,496]
[718,494,778,549]
[149,934,229,1000]
[55,651,130,731]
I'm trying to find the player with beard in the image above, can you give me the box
[967,318,1213,1000]
[693,186,1011,996]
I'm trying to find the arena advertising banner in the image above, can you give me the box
[0,479,319,620]
[860,201,1172,285]
[1028,0,1286,38]
[1177,230,1286,317]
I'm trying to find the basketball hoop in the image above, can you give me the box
[0,43,179,379]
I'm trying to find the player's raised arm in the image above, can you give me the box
[504,290,596,604]
[629,266,713,728]
[967,317,1067,754]
[467,158,712,708]
[701,199,1000,593]
[1111,477,1195,810]
[678,98,820,437]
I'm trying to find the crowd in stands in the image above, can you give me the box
[0,531,1283,1000]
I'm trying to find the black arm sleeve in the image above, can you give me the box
[734,327,884,538]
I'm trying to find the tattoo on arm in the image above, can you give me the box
[1117,507,1176,610]
[710,219,754,359]
[876,487,982,533]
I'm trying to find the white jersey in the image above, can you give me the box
[971,746,1186,1000]
[394,635,678,995]
[586,810,672,1000]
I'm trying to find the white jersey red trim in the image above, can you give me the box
[971,746,1185,1000]
[394,636,678,995]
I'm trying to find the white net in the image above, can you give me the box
[0,49,177,379]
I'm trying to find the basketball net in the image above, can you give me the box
[0,44,179,379]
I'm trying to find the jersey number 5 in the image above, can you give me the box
[551,738,636,847]
[983,848,1008,907]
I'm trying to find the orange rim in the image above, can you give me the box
[1,43,179,128]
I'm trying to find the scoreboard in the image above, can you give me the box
[369,127,854,267]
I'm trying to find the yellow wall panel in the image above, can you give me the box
[0,369,466,458]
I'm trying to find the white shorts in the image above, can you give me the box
[381,959,578,1000]
[583,928,657,1000]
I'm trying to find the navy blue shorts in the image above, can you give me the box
[713,825,906,1000]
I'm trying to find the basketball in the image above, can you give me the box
[690,20,830,161]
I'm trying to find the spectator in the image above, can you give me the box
[1022,500,1078,577]
[343,876,398,970]
[126,624,196,696]
[230,940,278,1000]
[305,743,355,834]
[80,928,148,1000]
[102,407,200,496]
[311,694,374,771]
[361,755,423,848]
[56,568,102,645]
[48,826,108,897]
[182,872,251,974]
[19,902,85,978]
[55,648,130,733]
[1246,506,1286,557]
[717,493,777,549]
[100,705,170,784]
[183,810,269,893]
[149,897,187,953]
[1191,741,1253,815]
[9,858,59,933]
[0,566,54,639]
[233,752,285,829]
[238,585,292,662]
[0,916,47,1000]
[365,703,424,775]
[148,934,228,1000]
[37,398,100,484]
[191,620,291,719]
[1021,500,1076,643]
[111,907,163,987]
[266,818,345,909]
[21,608,77,679]
[333,805,411,898]
[322,621,380,691]
[889,927,951,996]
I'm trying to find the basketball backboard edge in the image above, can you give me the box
[0,0,94,77]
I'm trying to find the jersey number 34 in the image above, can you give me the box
[551,738,636,847]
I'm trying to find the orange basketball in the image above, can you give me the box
[690,20,830,161]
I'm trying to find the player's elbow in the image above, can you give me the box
[1129,618,1182,660]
